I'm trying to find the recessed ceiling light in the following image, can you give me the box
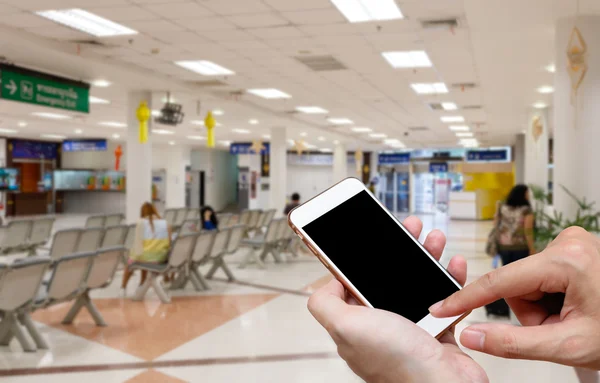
[441,102,458,110]
[41,134,66,139]
[74,129,83,134]
[537,86,554,94]
[91,79,111,87]
[36,9,138,37]
[18,121,27,127]
[533,102,548,109]
[456,132,474,138]
[331,0,403,23]
[296,106,329,114]
[460,139,479,148]
[169,141,175,145]
[190,120,205,126]
[382,51,432,68]
[89,96,110,104]
[328,117,353,125]
[263,134,271,139]
[247,88,291,99]
[32,112,71,120]
[318,136,326,141]
[384,138,402,145]
[449,125,470,132]
[233,128,251,134]
[249,119,259,125]
[0,128,18,134]
[411,83,448,94]
[441,116,465,123]
[213,109,224,116]
[152,129,174,135]
[351,127,372,133]
[99,121,127,128]
[370,133,387,138]
[151,110,161,117]
[219,140,232,146]
[175,60,234,76]
[187,136,206,140]
[320,148,333,153]
[300,132,307,137]
[545,64,556,73]
[112,134,120,139]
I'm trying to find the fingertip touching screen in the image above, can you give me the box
[302,190,459,323]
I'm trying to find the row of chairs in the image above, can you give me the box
[164,208,200,229]
[130,225,247,303]
[0,247,125,352]
[84,214,124,228]
[0,217,55,255]
[218,209,276,234]
[40,225,134,260]
[240,218,298,268]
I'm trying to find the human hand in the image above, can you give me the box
[308,216,488,383]
[430,226,600,370]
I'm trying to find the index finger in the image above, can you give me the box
[307,279,350,332]
[429,251,566,317]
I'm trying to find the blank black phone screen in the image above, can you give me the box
[303,190,459,323]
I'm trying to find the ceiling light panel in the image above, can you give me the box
[0,128,18,134]
[187,136,206,140]
[175,60,234,76]
[537,86,554,94]
[369,133,387,138]
[36,9,138,37]
[382,51,432,68]
[330,0,403,23]
[456,132,473,137]
[89,96,110,104]
[32,112,71,120]
[296,106,329,114]
[99,121,127,128]
[41,134,66,139]
[328,117,353,125]
[533,102,547,109]
[91,80,111,87]
[441,102,458,110]
[152,129,174,135]
[351,127,372,133]
[247,88,291,99]
[449,125,470,132]
[441,116,465,123]
[233,128,251,134]
[411,83,448,94]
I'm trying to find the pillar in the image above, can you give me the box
[126,91,153,223]
[524,108,549,191]
[333,142,347,183]
[165,145,189,208]
[554,15,600,217]
[513,134,525,185]
[269,127,287,215]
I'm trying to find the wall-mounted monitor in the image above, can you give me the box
[0,168,20,191]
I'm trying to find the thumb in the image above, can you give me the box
[460,323,565,363]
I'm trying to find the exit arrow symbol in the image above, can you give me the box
[4,80,16,95]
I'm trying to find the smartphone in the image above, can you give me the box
[288,177,467,338]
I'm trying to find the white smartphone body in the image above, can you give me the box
[288,177,467,338]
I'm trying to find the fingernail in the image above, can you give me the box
[428,300,444,313]
[461,328,485,351]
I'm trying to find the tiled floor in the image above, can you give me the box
[0,214,584,382]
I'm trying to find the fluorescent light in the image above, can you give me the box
[169,141,175,145]
[441,116,465,123]
[91,79,111,87]
[545,64,556,73]
[328,117,353,125]
[18,121,27,127]
[190,120,205,126]
[351,127,372,133]
[41,134,66,139]
[320,148,333,153]
[187,136,206,140]
[449,125,470,132]
[382,51,432,68]
[36,9,138,37]
[151,110,161,117]
[300,132,307,137]
[318,136,326,141]
[249,119,259,125]
[247,88,291,99]
[441,102,458,110]
[233,128,251,134]
[533,102,548,109]
[0,128,18,134]
[410,83,448,94]
[213,109,224,116]
[537,86,554,94]
[263,134,271,139]
[112,134,120,139]
[370,133,387,138]
[296,106,329,114]
[152,129,174,135]
[330,0,403,23]
[175,60,234,76]
[384,138,401,145]
[74,129,83,134]
[219,140,232,146]
[32,112,71,120]
[89,96,110,104]
[460,138,478,145]
[456,132,474,138]
[99,121,126,128]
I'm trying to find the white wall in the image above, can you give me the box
[286,160,356,202]
[191,148,237,211]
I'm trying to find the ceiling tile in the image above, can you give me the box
[248,26,305,39]
[262,0,332,11]
[127,19,186,32]
[152,31,207,45]
[200,0,271,15]
[0,4,21,13]
[173,17,237,31]
[24,26,89,40]
[202,29,257,42]
[0,13,58,28]
[282,9,346,25]
[228,13,289,28]
[300,24,360,36]
[85,6,160,22]
[143,2,213,19]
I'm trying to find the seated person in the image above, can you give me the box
[201,206,219,231]
[284,193,301,215]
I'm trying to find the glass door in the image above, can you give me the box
[396,172,409,213]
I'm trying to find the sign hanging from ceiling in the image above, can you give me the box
[62,139,107,152]
[378,153,411,165]
[0,64,90,113]
[429,162,449,173]
[230,142,270,155]
[466,148,510,162]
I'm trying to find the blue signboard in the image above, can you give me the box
[62,139,107,152]
[466,149,509,162]
[230,142,270,155]
[429,162,448,173]
[11,139,58,159]
[378,153,410,165]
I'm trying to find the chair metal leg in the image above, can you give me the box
[61,296,86,325]
[151,274,171,303]
[189,271,203,291]
[169,272,189,290]
[220,260,236,282]
[20,312,49,349]
[192,268,210,290]
[132,273,153,301]
[205,259,221,279]
[84,295,107,327]
[0,313,14,346]
[240,248,266,269]
[1,313,36,352]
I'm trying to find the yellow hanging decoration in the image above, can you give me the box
[292,140,307,155]
[249,140,265,154]
[136,101,150,144]
[354,150,363,177]
[205,111,216,148]
[567,27,587,97]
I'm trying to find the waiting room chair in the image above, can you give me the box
[173,208,188,227]
[130,232,199,303]
[104,214,124,227]
[124,224,136,251]
[239,210,251,226]
[179,219,200,235]
[177,231,216,291]
[100,225,128,248]
[184,209,199,220]
[85,215,106,228]
[258,219,289,263]
[239,219,286,268]
[27,217,55,251]
[75,228,103,253]
[1,220,33,254]
[0,257,51,352]
[46,229,82,260]
[261,209,276,231]
[164,209,177,226]
[206,224,245,281]
[246,210,262,234]
[217,213,233,229]
[62,247,125,327]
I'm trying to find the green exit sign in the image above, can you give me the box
[0,65,90,114]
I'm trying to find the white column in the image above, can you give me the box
[165,145,189,208]
[269,127,287,215]
[332,142,347,183]
[524,109,549,191]
[126,91,153,223]
[554,15,600,217]
[513,133,525,185]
